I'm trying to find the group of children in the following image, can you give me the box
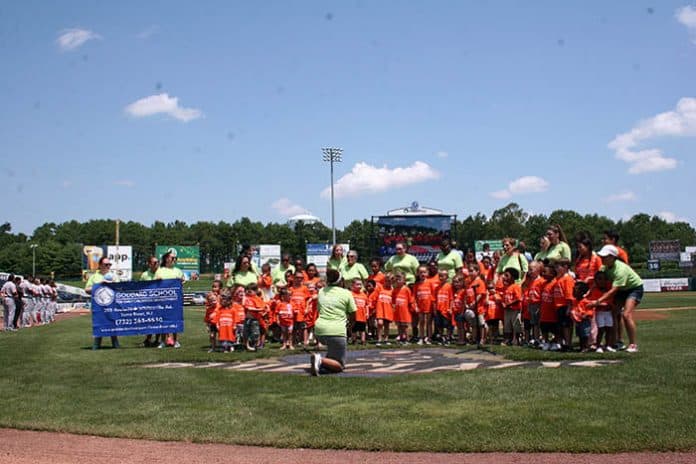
[201,254,619,354]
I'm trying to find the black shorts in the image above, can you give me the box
[352,321,366,332]
[540,322,557,334]
[556,306,572,328]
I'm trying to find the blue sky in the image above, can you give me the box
[2,1,695,235]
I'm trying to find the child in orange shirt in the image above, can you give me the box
[204,280,222,352]
[215,287,240,352]
[365,279,380,341]
[553,258,575,350]
[369,258,386,287]
[392,272,413,344]
[375,273,394,345]
[591,271,615,353]
[539,262,559,351]
[487,280,504,342]
[452,275,467,344]
[414,265,435,345]
[243,283,267,351]
[276,288,295,350]
[290,270,311,347]
[351,280,369,345]
[571,281,594,352]
[258,263,273,300]
[435,270,453,345]
[522,261,544,347]
[500,267,523,346]
[466,264,488,347]
[304,263,321,294]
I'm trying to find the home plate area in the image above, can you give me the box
[144,348,622,377]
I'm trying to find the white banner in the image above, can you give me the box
[643,279,662,292]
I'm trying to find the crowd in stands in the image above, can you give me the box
[201,225,643,354]
[1,274,58,331]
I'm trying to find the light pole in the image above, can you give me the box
[30,244,38,277]
[322,147,343,245]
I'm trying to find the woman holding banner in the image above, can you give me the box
[86,257,120,350]
[155,251,185,348]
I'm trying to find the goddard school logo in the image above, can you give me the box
[94,286,115,306]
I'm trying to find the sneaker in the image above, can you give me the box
[424,338,432,345]
[605,345,616,353]
[174,341,181,349]
[615,340,626,351]
[207,348,215,353]
[166,336,175,347]
[92,343,100,351]
[310,353,322,376]
[595,347,604,353]
[541,342,550,351]
[112,341,121,349]
[375,342,382,347]
[157,342,165,349]
[626,344,639,353]
[550,343,562,352]
[417,338,424,345]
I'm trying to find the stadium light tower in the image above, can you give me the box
[322,147,343,245]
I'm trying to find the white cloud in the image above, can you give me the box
[490,176,549,199]
[56,28,101,51]
[435,151,448,159]
[272,198,309,217]
[605,191,637,202]
[113,179,135,188]
[608,97,696,174]
[136,25,160,39]
[657,211,689,223]
[677,5,696,43]
[124,93,203,122]
[320,161,440,199]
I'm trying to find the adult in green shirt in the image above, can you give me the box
[140,256,159,281]
[154,252,185,348]
[544,224,572,262]
[384,242,420,285]
[310,269,357,376]
[436,239,463,281]
[230,255,258,288]
[139,256,160,347]
[327,244,347,273]
[496,238,528,284]
[271,254,295,287]
[85,257,120,350]
[590,245,643,353]
[341,250,368,287]
[534,235,551,261]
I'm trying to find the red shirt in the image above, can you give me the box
[413,280,436,313]
[392,286,413,323]
[553,273,575,308]
[352,291,369,323]
[540,279,558,323]
[575,253,602,283]
[502,283,522,311]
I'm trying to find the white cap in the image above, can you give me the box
[597,245,618,257]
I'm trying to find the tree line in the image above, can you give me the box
[1,203,694,279]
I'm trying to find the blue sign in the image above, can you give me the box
[91,279,184,337]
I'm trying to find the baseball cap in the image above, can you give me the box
[597,245,618,257]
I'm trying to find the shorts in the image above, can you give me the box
[207,323,218,333]
[540,322,557,334]
[503,309,522,334]
[352,321,366,332]
[615,285,644,305]
[318,335,347,367]
[243,317,260,341]
[523,319,532,331]
[433,311,452,330]
[596,311,613,328]
[454,312,466,324]
[556,306,572,328]
[294,321,306,332]
[528,303,541,326]
[575,319,591,339]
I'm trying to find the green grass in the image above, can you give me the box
[1,294,695,452]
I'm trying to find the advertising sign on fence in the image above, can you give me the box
[155,246,200,280]
[660,278,690,292]
[91,279,184,337]
[649,240,681,261]
[306,243,350,276]
[82,245,132,281]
